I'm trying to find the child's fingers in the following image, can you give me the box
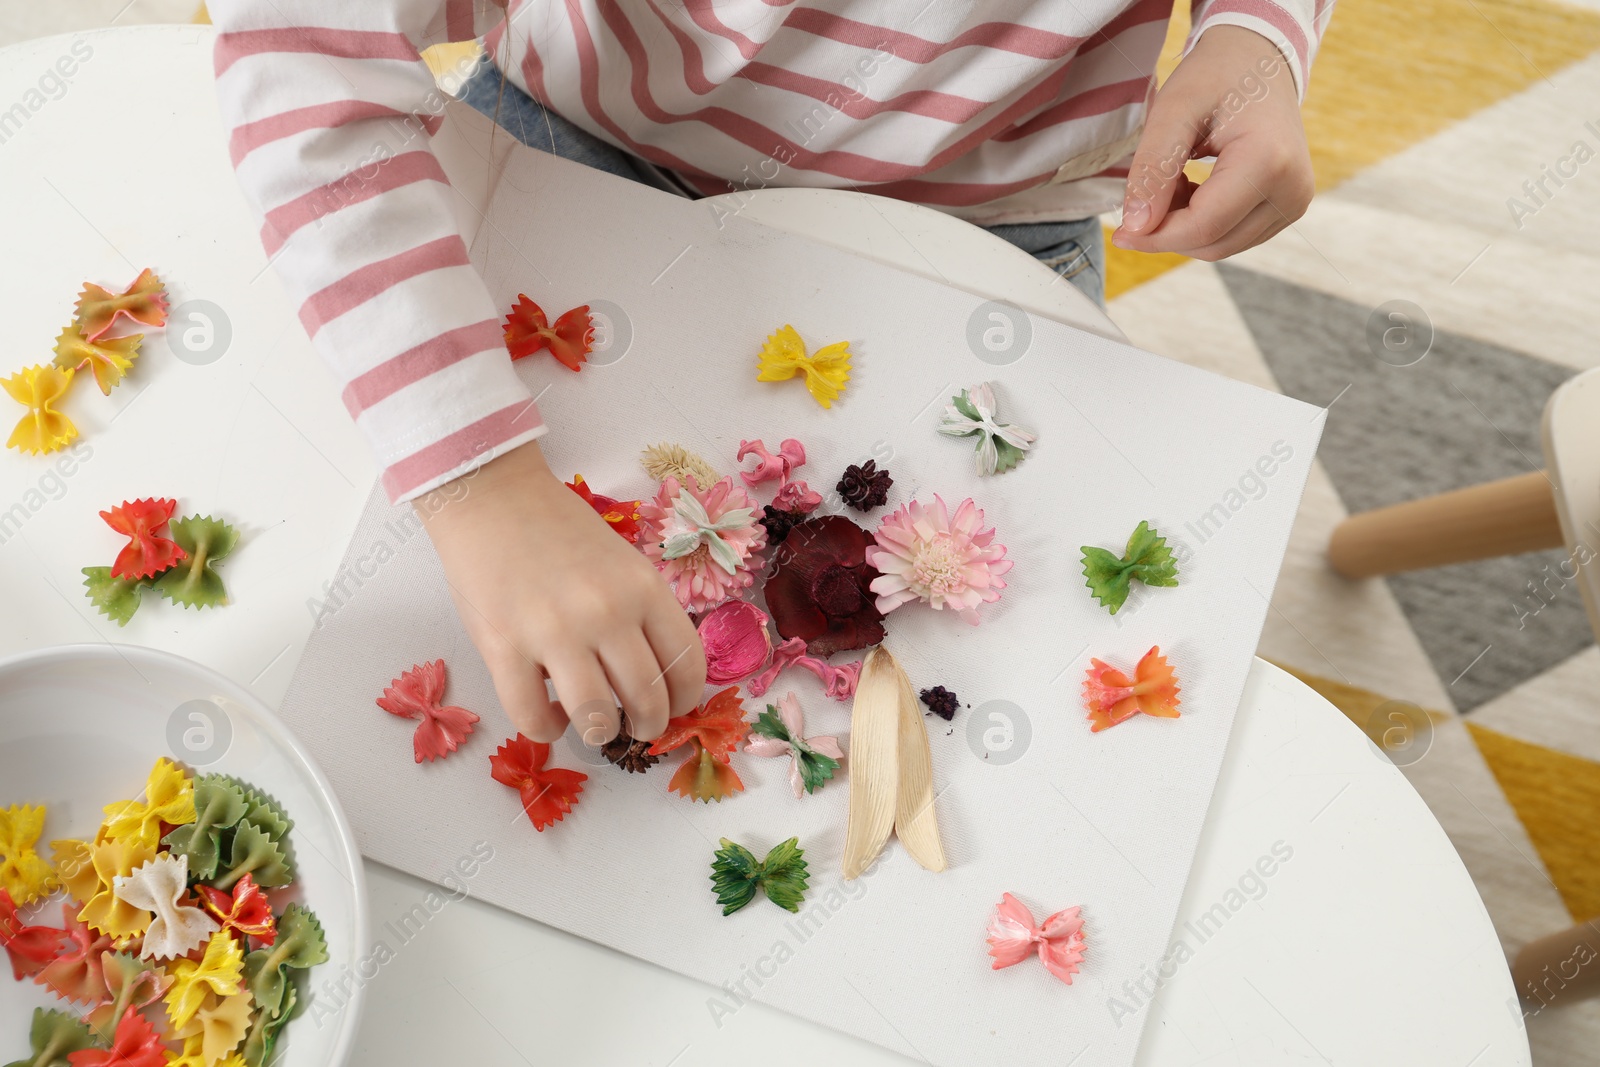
[547,657,619,748]
[601,634,672,742]
[1117,162,1258,254]
[644,608,707,728]
[1176,201,1288,262]
[1117,92,1206,240]
[487,652,567,743]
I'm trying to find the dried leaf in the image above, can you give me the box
[892,659,946,873]
[842,647,901,880]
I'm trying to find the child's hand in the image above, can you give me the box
[1112,25,1314,261]
[415,442,705,746]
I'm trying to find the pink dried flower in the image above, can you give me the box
[865,495,1011,623]
[746,637,861,701]
[639,476,767,613]
[772,479,822,513]
[697,600,773,684]
[737,438,806,487]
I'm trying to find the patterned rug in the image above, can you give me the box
[1108,1,1600,1061]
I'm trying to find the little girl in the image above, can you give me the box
[209,0,1324,747]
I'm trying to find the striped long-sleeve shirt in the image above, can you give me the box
[210,0,1330,503]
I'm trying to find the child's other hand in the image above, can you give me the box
[416,442,705,746]
[1112,25,1313,261]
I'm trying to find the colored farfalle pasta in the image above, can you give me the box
[81,501,239,626]
[0,758,326,1066]
[4,269,169,454]
[502,294,594,371]
[1082,646,1182,732]
[648,687,751,803]
[710,837,810,916]
[756,324,852,408]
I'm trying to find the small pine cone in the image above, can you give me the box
[919,686,961,721]
[759,505,805,545]
[602,724,659,773]
[837,460,892,512]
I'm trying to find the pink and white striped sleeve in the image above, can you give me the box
[1186,0,1336,99]
[209,0,545,503]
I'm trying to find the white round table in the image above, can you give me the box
[0,26,1528,1066]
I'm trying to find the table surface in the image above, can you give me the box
[0,25,1529,1066]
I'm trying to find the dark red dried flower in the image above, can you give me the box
[836,460,892,512]
[920,686,961,721]
[764,515,885,657]
[759,505,809,545]
[601,722,659,773]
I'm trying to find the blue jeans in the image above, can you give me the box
[457,61,1106,307]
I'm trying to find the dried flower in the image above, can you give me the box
[937,383,1035,475]
[737,438,806,487]
[640,442,720,487]
[772,479,822,513]
[746,637,861,701]
[698,600,774,684]
[765,516,885,657]
[865,496,1011,623]
[639,476,767,613]
[759,505,806,545]
[836,460,892,512]
[919,686,960,721]
[600,721,659,773]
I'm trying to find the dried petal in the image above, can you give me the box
[698,600,772,684]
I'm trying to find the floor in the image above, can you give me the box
[3,1,1598,1061]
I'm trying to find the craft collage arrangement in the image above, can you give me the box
[5,0,1598,1065]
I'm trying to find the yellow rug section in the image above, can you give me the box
[1467,722,1600,923]
[1301,0,1600,192]
[1107,0,1600,298]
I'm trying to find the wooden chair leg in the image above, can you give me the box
[1328,470,1563,579]
[1512,918,1600,1009]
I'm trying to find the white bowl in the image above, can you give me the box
[0,644,367,1064]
